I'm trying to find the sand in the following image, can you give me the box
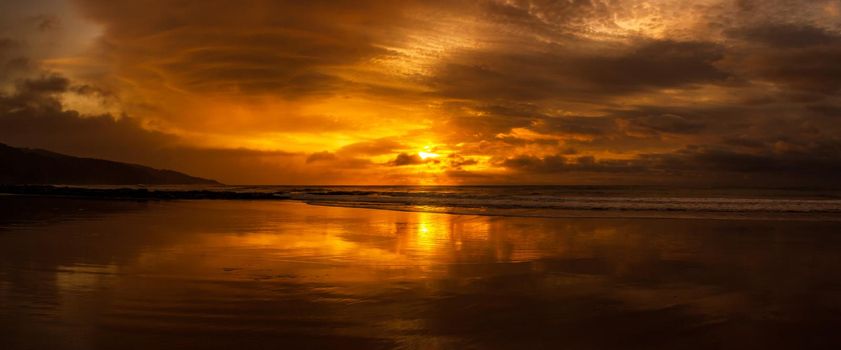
[2,196,841,349]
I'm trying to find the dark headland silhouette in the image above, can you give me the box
[0,142,219,185]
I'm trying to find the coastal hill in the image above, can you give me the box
[0,143,219,185]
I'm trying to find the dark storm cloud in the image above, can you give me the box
[569,40,729,92]
[430,39,729,102]
[470,91,840,145]
[538,116,619,137]
[495,136,559,147]
[743,47,841,94]
[809,104,841,118]
[621,114,706,136]
[442,105,617,147]
[501,154,568,173]
[446,153,478,169]
[0,38,18,51]
[725,23,841,94]
[644,141,841,187]
[500,140,841,186]
[672,146,841,174]
[305,151,337,164]
[729,24,841,48]
[501,154,643,174]
[17,74,69,94]
[390,153,424,166]
[428,36,735,156]
[31,14,60,31]
[0,39,34,82]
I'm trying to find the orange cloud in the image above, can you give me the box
[1,0,840,185]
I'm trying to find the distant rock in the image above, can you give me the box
[0,143,219,185]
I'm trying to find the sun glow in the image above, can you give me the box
[418,151,439,160]
[418,145,440,160]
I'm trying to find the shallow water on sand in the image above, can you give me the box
[2,196,841,349]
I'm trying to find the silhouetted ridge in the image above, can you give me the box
[0,143,219,185]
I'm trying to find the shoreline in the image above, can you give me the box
[2,185,840,222]
[302,200,841,222]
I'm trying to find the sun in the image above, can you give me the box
[418,151,439,160]
[418,145,439,160]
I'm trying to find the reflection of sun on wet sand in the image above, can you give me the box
[2,197,841,349]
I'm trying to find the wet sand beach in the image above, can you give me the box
[2,196,841,349]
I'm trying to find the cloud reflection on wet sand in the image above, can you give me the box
[2,197,841,349]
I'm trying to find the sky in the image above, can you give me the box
[1,0,841,185]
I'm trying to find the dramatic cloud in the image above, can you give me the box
[0,0,840,185]
[390,153,425,166]
[431,39,729,103]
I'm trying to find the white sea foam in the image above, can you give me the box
[34,185,841,219]
[274,186,841,220]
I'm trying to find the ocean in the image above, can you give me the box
[20,185,841,220]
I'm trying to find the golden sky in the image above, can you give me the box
[2,0,841,185]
